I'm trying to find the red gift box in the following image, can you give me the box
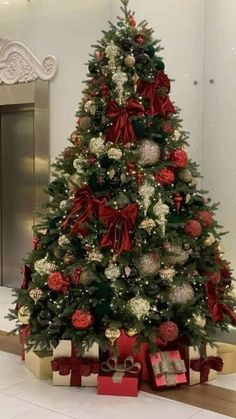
[51,357,99,386]
[149,350,187,388]
[20,325,30,361]
[97,356,141,397]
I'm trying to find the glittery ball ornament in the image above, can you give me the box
[170,148,188,168]
[155,168,175,185]
[140,218,156,234]
[193,315,206,328]
[79,116,91,130]
[159,266,176,281]
[34,257,58,275]
[79,269,94,285]
[73,157,84,173]
[59,200,71,211]
[89,137,105,156]
[124,54,136,67]
[128,295,150,319]
[184,220,202,238]
[58,235,70,247]
[138,253,161,277]
[105,40,120,59]
[72,309,94,329]
[163,244,189,266]
[84,99,96,115]
[107,147,122,160]
[178,169,192,183]
[18,306,30,325]
[125,328,138,337]
[29,288,44,303]
[63,253,76,265]
[105,327,121,345]
[195,210,213,227]
[139,139,160,166]
[159,321,179,342]
[87,249,103,263]
[170,284,194,304]
[203,233,216,247]
[105,263,121,280]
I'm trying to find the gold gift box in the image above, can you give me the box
[182,345,218,386]
[25,349,53,380]
[216,342,236,374]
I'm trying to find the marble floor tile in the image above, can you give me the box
[0,392,37,419]
[0,351,32,391]
[190,410,232,419]
[12,406,76,419]
[208,373,236,391]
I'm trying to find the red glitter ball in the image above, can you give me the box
[71,309,94,329]
[163,121,173,133]
[155,167,175,185]
[48,272,70,294]
[184,219,202,238]
[170,148,188,168]
[195,210,213,227]
[135,34,145,44]
[159,321,179,343]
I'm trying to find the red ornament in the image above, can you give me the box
[155,167,175,185]
[48,272,70,294]
[63,148,72,159]
[184,220,202,238]
[135,34,145,44]
[205,271,221,285]
[195,210,213,227]
[135,172,143,186]
[72,267,82,286]
[163,121,173,133]
[159,321,179,343]
[32,236,40,250]
[96,50,105,60]
[128,14,137,27]
[101,78,109,97]
[127,162,136,175]
[87,155,97,166]
[71,309,94,329]
[170,148,188,168]
[70,131,80,147]
[174,193,183,213]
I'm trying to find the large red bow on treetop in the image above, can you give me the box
[61,185,106,236]
[190,356,223,383]
[99,203,138,255]
[137,70,175,117]
[205,281,236,325]
[105,99,144,145]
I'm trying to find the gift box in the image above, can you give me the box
[97,356,142,397]
[180,345,223,385]
[20,326,30,361]
[25,349,53,379]
[149,351,187,388]
[216,342,236,374]
[51,357,99,386]
[53,339,99,359]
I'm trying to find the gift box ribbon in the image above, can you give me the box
[51,357,99,386]
[190,356,223,383]
[152,351,186,386]
[101,356,141,384]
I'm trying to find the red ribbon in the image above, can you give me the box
[61,186,106,236]
[51,357,99,387]
[205,281,236,325]
[99,203,138,255]
[190,356,223,383]
[20,325,30,361]
[105,99,144,144]
[137,71,175,117]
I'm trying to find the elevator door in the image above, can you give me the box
[0,108,34,287]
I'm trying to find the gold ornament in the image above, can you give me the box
[29,288,43,303]
[170,284,194,304]
[107,147,122,160]
[89,136,106,156]
[87,249,103,263]
[79,116,91,129]
[63,253,76,265]
[79,269,94,285]
[163,244,189,266]
[128,295,150,320]
[18,306,30,325]
[159,266,176,281]
[105,327,121,345]
[173,129,182,141]
[59,200,71,211]
[193,315,206,328]
[34,257,58,275]
[126,328,138,337]
[124,54,136,67]
[105,263,121,280]
[140,218,156,234]
[58,235,70,246]
[178,169,193,183]
[138,253,161,277]
[203,233,216,247]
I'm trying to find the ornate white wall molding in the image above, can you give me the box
[0,37,57,84]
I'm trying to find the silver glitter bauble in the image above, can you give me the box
[139,139,160,166]
[128,295,150,320]
[138,253,161,277]
[203,233,216,247]
[170,284,194,304]
[58,235,70,247]
[105,263,121,280]
[107,147,122,160]
[87,249,103,263]
[159,266,176,281]
[163,244,189,266]
[34,257,58,275]
[59,200,71,211]
[140,218,156,234]
[89,137,105,156]
[193,314,206,328]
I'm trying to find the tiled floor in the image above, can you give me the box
[0,286,234,419]
[208,372,236,391]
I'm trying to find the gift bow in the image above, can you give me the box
[51,357,99,386]
[61,185,106,236]
[99,203,138,255]
[137,71,175,117]
[101,356,141,383]
[190,356,223,383]
[105,99,144,145]
[205,281,236,325]
[152,352,186,387]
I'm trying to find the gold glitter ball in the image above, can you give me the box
[105,327,121,345]
[18,306,30,325]
[140,218,156,234]
[29,288,44,303]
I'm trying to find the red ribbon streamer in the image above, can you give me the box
[51,357,99,387]
[99,203,138,255]
[105,99,144,145]
[190,356,223,383]
[61,186,106,236]
[205,281,236,325]
[137,71,175,117]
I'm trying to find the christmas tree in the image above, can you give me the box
[10,0,236,354]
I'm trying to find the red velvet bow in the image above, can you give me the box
[190,356,223,383]
[205,281,236,325]
[105,99,144,144]
[61,186,106,236]
[51,357,99,387]
[137,71,175,117]
[99,203,138,255]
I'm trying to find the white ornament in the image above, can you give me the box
[138,253,161,277]
[59,200,71,211]
[105,263,121,280]
[84,100,96,115]
[105,40,120,71]
[73,156,84,173]
[170,284,194,304]
[107,147,122,160]
[139,140,160,166]
[140,218,156,234]
[128,295,150,320]
[112,67,128,104]
[153,198,169,236]
[34,256,58,275]
[139,182,155,216]
[58,235,70,246]
[193,315,206,328]
[89,137,105,156]
[203,233,216,247]
[87,249,103,263]
[173,129,182,141]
